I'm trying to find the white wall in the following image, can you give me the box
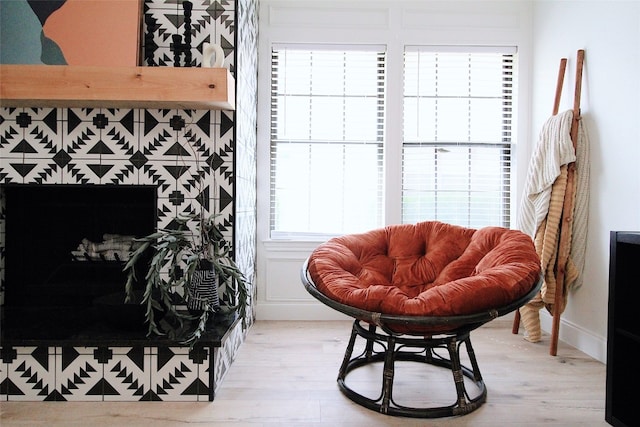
[530,0,640,362]
[256,0,535,320]
[256,0,640,362]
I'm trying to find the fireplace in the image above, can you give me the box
[1,184,157,341]
[0,0,255,401]
[0,181,244,402]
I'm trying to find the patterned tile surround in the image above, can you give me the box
[0,0,258,401]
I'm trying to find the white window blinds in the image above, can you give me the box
[402,47,516,228]
[270,46,386,239]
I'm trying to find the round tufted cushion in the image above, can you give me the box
[307,221,541,325]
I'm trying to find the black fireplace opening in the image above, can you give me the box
[1,184,158,341]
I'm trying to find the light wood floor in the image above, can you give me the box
[1,319,608,426]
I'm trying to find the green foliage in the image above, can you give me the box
[123,213,250,346]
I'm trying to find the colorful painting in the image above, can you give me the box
[0,0,142,66]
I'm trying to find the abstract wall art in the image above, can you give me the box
[0,0,142,66]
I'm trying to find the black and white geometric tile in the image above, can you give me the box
[143,0,236,71]
[0,0,258,402]
[0,344,218,401]
[212,317,244,394]
[0,106,233,236]
[234,0,259,324]
[1,346,54,401]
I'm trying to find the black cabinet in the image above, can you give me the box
[606,231,640,426]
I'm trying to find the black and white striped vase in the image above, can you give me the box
[187,259,220,314]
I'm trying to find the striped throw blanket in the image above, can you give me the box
[517,110,590,342]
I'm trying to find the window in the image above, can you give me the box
[269,44,516,239]
[402,47,516,228]
[269,46,386,239]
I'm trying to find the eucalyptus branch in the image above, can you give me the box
[121,117,250,345]
[123,212,250,343]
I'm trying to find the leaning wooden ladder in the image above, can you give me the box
[512,49,585,356]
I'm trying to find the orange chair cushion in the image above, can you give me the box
[307,221,541,319]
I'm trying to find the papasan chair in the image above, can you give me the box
[301,221,542,418]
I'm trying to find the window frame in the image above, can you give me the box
[256,2,532,248]
[268,45,387,240]
[267,44,518,239]
[401,47,517,228]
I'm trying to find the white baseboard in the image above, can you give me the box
[255,302,607,363]
[539,311,607,363]
[256,302,351,321]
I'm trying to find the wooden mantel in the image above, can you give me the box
[0,65,235,110]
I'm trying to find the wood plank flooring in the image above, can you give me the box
[0,319,608,426]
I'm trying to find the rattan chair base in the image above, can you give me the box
[337,320,487,418]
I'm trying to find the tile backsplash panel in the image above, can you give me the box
[0,0,258,401]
